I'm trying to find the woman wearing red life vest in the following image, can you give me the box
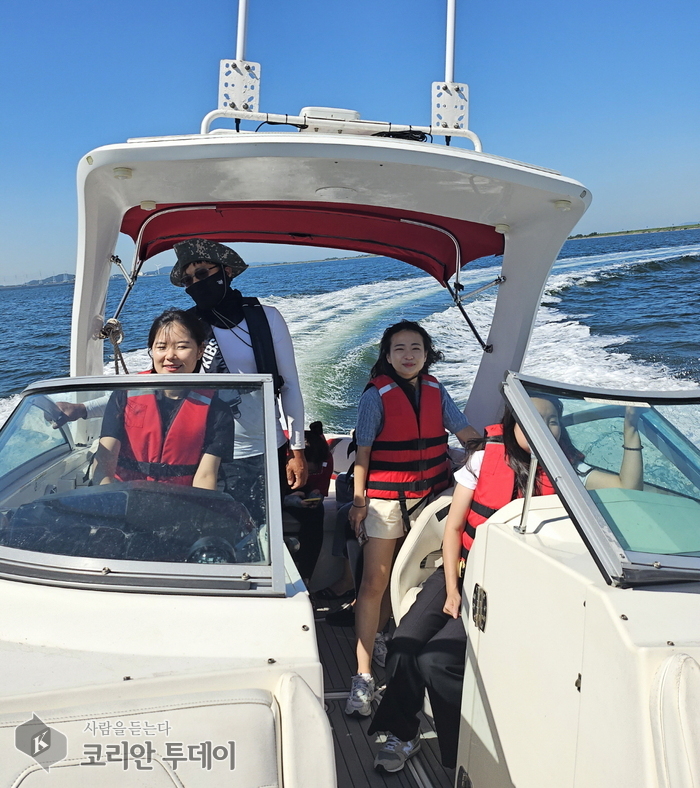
[345,321,479,719]
[368,395,642,773]
[92,309,234,489]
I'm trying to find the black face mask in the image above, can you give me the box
[185,271,229,310]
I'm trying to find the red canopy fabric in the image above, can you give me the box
[120,201,503,286]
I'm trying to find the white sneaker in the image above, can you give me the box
[373,632,389,668]
[374,734,421,772]
[345,673,375,717]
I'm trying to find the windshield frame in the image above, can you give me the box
[502,371,700,588]
[0,374,287,596]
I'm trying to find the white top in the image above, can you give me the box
[454,451,485,490]
[212,305,305,457]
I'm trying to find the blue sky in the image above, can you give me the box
[0,0,698,283]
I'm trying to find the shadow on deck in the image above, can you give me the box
[316,617,455,788]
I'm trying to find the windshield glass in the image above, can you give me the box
[520,380,700,567]
[0,380,274,570]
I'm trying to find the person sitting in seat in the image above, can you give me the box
[283,421,333,585]
[368,395,642,773]
[92,309,234,489]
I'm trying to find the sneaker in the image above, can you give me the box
[345,673,375,717]
[373,632,389,668]
[374,734,421,773]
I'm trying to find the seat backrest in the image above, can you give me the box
[390,489,453,624]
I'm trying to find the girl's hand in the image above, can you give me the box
[443,587,462,619]
[348,500,368,536]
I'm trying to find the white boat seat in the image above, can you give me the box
[390,489,453,624]
[0,673,334,788]
[650,652,700,788]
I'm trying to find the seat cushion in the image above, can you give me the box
[0,688,279,788]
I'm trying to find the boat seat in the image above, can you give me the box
[390,489,453,624]
[650,652,700,788]
[0,672,334,787]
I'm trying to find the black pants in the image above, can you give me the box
[368,566,466,768]
[285,503,325,582]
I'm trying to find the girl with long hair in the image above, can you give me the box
[368,394,642,773]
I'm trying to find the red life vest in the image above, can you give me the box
[115,388,215,486]
[365,374,450,500]
[461,423,555,553]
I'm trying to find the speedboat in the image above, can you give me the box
[1,2,699,786]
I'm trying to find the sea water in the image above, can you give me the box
[1,228,699,432]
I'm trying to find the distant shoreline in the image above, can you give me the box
[3,227,698,290]
[569,223,700,240]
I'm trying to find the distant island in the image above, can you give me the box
[0,254,378,289]
[2,228,698,290]
[569,222,700,240]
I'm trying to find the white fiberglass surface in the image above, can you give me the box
[0,382,270,568]
[523,383,700,560]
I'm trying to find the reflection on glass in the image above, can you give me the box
[524,384,700,558]
[0,384,270,566]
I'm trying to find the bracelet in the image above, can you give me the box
[623,446,643,451]
[352,503,367,508]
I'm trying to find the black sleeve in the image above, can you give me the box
[99,391,128,442]
[202,396,235,462]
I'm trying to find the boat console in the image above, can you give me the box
[0,374,335,785]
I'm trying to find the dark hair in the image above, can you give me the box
[467,393,583,498]
[147,308,207,349]
[369,320,444,379]
[304,421,329,467]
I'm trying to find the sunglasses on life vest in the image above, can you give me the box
[181,264,220,288]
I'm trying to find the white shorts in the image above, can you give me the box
[364,498,428,540]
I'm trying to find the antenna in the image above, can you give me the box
[236,0,249,60]
[217,0,261,114]
[445,0,456,82]
[432,0,470,137]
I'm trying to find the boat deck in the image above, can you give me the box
[316,617,455,788]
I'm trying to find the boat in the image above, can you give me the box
[1,2,699,786]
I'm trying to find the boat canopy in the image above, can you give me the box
[120,201,504,286]
[73,132,591,426]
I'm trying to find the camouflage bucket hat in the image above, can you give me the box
[170,239,248,286]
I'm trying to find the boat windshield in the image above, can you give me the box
[0,375,285,594]
[503,373,700,587]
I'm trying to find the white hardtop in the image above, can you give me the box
[74,128,590,430]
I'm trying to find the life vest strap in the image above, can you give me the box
[371,434,448,452]
[368,468,449,493]
[368,453,448,473]
[469,499,498,520]
[117,456,199,479]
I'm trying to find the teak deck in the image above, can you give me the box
[316,617,455,788]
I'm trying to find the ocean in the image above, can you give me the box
[1,228,699,432]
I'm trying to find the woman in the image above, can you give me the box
[92,309,234,489]
[284,420,334,584]
[368,395,642,773]
[345,320,479,718]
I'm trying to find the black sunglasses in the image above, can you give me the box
[181,264,219,288]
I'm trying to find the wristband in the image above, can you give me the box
[352,503,367,508]
[623,446,643,451]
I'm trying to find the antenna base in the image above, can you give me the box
[219,59,261,112]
